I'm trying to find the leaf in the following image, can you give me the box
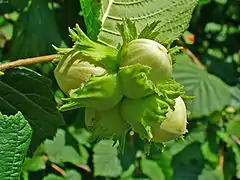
[45,129,87,165]
[172,143,204,180]
[93,140,122,177]
[9,0,61,59]
[0,112,32,180]
[173,54,231,118]
[141,158,165,180]
[201,142,218,164]
[23,156,47,172]
[43,175,64,180]
[0,68,65,151]
[80,0,198,47]
[165,123,207,156]
[232,146,240,179]
[227,119,240,138]
[230,86,240,108]
[217,132,240,178]
[68,126,92,147]
[43,170,82,180]
[120,164,136,180]
[63,170,82,180]
[198,169,222,180]
[8,0,29,10]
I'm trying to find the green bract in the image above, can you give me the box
[54,50,106,95]
[54,25,122,111]
[151,96,188,142]
[121,96,187,142]
[85,105,129,140]
[120,94,169,139]
[59,73,123,111]
[119,38,172,99]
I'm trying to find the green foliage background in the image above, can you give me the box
[0,0,240,179]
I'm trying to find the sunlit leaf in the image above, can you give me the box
[173,53,231,118]
[80,0,198,47]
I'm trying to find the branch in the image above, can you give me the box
[42,155,65,175]
[176,40,205,70]
[183,48,206,70]
[232,135,240,146]
[0,54,61,71]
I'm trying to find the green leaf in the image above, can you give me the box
[217,132,240,178]
[43,170,82,180]
[9,0,61,59]
[43,174,64,180]
[0,112,32,180]
[201,142,218,164]
[68,126,92,147]
[59,73,123,111]
[140,158,165,180]
[23,156,47,172]
[63,170,82,180]
[79,0,101,40]
[166,123,207,156]
[80,0,198,47]
[227,119,240,138]
[172,143,204,180]
[230,86,240,108]
[45,129,87,165]
[8,0,29,10]
[173,54,231,118]
[232,146,240,179]
[198,169,222,180]
[0,68,65,151]
[120,164,135,180]
[93,140,122,177]
[152,152,173,180]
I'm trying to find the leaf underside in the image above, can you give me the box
[80,0,198,47]
[0,112,32,180]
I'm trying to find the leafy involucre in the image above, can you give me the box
[93,140,122,177]
[85,105,129,140]
[173,54,231,118]
[80,0,198,47]
[59,74,123,111]
[118,64,158,99]
[0,68,65,150]
[0,112,32,180]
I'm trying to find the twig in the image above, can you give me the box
[182,48,205,70]
[176,40,205,70]
[0,54,60,71]
[51,164,65,175]
[42,155,65,175]
[218,148,224,172]
[232,135,240,146]
[218,119,225,173]
[42,155,92,174]
[75,163,91,172]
